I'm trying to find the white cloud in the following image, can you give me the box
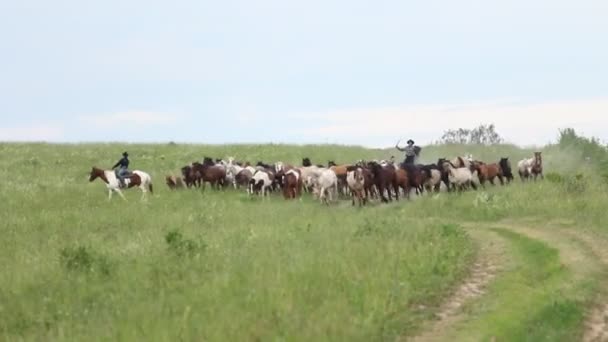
[0,124,64,141]
[79,111,180,127]
[288,98,608,148]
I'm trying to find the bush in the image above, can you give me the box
[545,172,564,184]
[562,174,587,194]
[59,246,112,276]
[165,230,206,257]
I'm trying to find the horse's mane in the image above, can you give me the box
[457,156,465,167]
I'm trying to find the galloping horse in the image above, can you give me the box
[531,152,544,180]
[89,166,153,200]
[518,152,543,181]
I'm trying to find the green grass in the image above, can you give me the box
[450,228,590,341]
[0,143,476,341]
[1,139,607,341]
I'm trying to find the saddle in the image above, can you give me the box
[115,169,133,188]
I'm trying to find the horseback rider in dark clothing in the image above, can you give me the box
[112,152,130,188]
[396,139,421,165]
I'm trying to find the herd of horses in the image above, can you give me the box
[153,151,545,206]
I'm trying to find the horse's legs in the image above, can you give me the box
[140,186,148,201]
[108,189,113,200]
[116,189,126,200]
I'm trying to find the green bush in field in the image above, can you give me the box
[59,245,112,276]
[545,172,564,184]
[165,230,206,257]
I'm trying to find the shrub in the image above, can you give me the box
[545,172,564,184]
[165,230,206,257]
[59,246,112,276]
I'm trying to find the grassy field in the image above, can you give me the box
[1,136,608,341]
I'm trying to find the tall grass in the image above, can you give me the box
[1,129,607,340]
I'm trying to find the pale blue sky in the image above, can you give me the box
[1,0,606,147]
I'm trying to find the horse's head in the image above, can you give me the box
[89,167,101,182]
[202,157,215,166]
[302,157,312,167]
[534,152,542,163]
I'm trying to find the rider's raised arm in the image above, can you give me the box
[112,160,121,169]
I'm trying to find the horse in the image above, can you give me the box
[346,166,367,207]
[531,152,544,180]
[181,165,196,188]
[367,161,395,203]
[313,169,338,205]
[440,161,477,192]
[420,164,443,193]
[89,166,153,201]
[165,175,185,190]
[249,169,273,197]
[234,169,253,189]
[282,169,302,200]
[328,161,352,197]
[450,156,473,169]
[401,163,425,195]
[517,158,534,182]
[394,168,412,200]
[499,157,514,183]
[190,162,226,190]
[471,161,504,187]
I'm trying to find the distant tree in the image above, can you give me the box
[437,124,504,145]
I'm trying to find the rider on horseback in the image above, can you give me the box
[396,139,421,165]
[112,151,130,188]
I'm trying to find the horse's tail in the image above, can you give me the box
[149,182,154,194]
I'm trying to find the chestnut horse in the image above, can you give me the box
[282,169,302,199]
[471,161,504,186]
[190,162,226,190]
[89,166,153,201]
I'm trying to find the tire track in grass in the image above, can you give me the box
[474,222,603,341]
[405,228,508,342]
[557,229,608,342]
[408,221,604,342]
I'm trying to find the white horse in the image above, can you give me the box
[517,157,534,181]
[441,162,477,192]
[312,169,338,205]
[89,167,153,201]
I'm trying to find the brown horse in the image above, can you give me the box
[401,164,425,195]
[367,162,395,203]
[328,161,352,197]
[282,169,302,199]
[234,169,253,189]
[472,161,504,186]
[394,168,412,200]
[190,162,226,190]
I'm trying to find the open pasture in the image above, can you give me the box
[1,140,608,341]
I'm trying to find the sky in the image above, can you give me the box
[0,0,606,147]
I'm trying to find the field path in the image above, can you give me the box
[405,228,508,342]
[406,220,608,342]
[557,229,608,342]
[498,222,608,342]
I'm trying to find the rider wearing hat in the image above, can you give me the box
[112,151,130,187]
[396,139,421,165]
